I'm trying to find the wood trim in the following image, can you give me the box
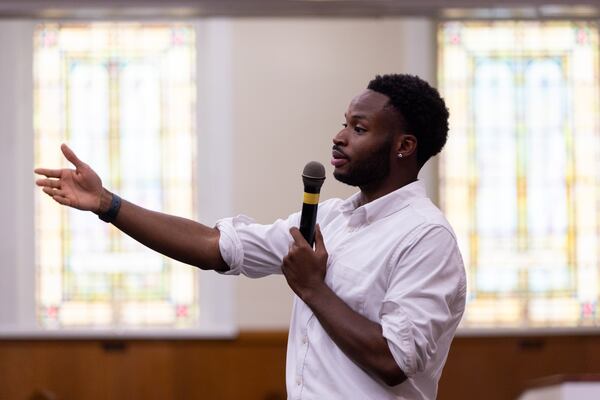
[2,332,600,400]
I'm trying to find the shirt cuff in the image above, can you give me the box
[215,216,250,276]
[380,300,420,377]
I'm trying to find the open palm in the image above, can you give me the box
[35,144,104,212]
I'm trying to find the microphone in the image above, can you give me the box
[299,161,326,246]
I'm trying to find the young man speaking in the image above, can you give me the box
[36,74,466,400]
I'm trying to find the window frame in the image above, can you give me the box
[0,19,237,339]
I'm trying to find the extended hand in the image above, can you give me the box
[282,224,328,300]
[34,144,104,212]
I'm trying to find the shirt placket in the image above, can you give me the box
[293,210,367,400]
[294,311,314,400]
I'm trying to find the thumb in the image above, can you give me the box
[314,224,327,254]
[61,143,85,169]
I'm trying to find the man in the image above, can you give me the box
[35,74,466,399]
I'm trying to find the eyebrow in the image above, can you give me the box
[344,113,369,121]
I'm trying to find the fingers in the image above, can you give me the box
[40,187,71,206]
[36,174,71,206]
[52,195,72,207]
[34,144,82,176]
[34,168,63,178]
[289,227,309,247]
[36,178,61,189]
[314,224,327,254]
[42,187,66,197]
[61,143,85,169]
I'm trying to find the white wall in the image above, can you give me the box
[0,21,35,330]
[224,18,437,329]
[0,17,437,332]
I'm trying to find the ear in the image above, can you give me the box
[395,134,417,158]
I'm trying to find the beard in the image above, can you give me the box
[333,137,393,188]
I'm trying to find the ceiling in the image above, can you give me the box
[0,0,599,19]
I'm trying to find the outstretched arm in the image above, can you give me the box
[35,144,228,271]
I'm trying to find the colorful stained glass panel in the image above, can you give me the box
[438,21,600,328]
[34,23,198,328]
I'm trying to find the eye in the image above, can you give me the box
[342,122,366,133]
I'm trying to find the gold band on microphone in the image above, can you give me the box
[303,192,320,205]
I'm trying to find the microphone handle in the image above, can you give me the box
[299,202,318,246]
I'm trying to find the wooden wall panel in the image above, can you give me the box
[2,333,600,400]
[438,337,516,400]
[439,335,600,400]
[0,334,287,400]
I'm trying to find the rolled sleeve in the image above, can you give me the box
[215,216,249,276]
[381,301,419,376]
[379,225,466,377]
[215,213,300,278]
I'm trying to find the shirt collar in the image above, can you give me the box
[339,180,427,225]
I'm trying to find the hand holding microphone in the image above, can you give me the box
[281,161,327,300]
[299,161,326,246]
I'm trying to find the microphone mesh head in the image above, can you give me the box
[302,161,326,191]
[302,161,325,180]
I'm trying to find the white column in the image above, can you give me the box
[0,21,36,330]
[195,19,237,335]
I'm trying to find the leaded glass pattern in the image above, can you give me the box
[34,23,198,328]
[439,21,600,328]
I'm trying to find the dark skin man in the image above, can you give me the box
[35,89,419,386]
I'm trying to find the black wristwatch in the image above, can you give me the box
[98,193,122,223]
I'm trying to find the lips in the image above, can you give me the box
[331,148,349,167]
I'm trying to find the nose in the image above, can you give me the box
[333,128,347,146]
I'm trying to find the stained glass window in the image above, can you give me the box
[438,21,600,328]
[34,23,198,328]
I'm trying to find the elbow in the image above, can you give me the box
[379,365,407,387]
[196,262,229,272]
[195,251,229,272]
[194,229,229,271]
[371,337,408,386]
[206,260,230,272]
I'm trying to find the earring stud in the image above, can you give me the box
[397,153,403,158]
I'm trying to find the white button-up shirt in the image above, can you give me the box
[217,180,466,400]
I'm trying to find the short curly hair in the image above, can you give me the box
[367,74,449,167]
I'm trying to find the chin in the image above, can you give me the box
[333,171,349,184]
[333,171,361,187]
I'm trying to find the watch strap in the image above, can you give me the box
[98,193,122,223]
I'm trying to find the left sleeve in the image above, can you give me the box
[379,224,466,377]
[216,198,341,279]
[215,212,300,278]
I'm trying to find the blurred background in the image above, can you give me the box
[1,1,600,399]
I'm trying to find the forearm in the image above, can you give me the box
[302,284,406,386]
[98,190,228,271]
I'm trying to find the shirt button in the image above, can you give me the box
[296,377,302,386]
[302,336,308,344]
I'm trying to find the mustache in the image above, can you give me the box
[332,145,349,158]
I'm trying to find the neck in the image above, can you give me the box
[359,174,418,204]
